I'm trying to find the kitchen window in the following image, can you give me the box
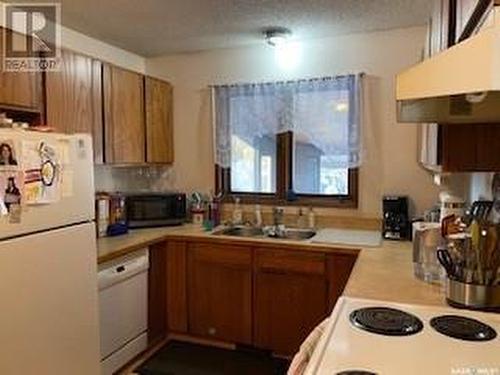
[213,74,363,207]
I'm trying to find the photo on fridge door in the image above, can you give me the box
[0,171,23,217]
[0,140,19,167]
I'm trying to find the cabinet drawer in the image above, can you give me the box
[255,248,325,275]
[189,243,252,268]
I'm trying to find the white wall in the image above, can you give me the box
[60,26,145,72]
[146,26,440,217]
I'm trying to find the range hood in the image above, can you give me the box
[396,8,500,124]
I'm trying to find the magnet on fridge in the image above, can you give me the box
[0,139,19,167]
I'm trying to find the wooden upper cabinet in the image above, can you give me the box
[45,49,104,163]
[441,124,500,171]
[0,28,43,110]
[187,243,252,344]
[254,248,328,355]
[103,64,145,164]
[145,77,174,163]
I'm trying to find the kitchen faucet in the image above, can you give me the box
[272,207,285,237]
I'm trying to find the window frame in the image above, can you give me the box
[215,131,359,208]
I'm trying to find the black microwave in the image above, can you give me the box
[125,193,186,228]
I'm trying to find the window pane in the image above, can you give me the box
[293,89,351,195]
[231,134,276,193]
[293,140,349,195]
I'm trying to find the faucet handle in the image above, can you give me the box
[273,206,284,215]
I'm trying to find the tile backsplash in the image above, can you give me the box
[94,165,178,193]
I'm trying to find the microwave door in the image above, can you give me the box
[126,195,185,228]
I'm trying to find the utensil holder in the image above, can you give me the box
[446,278,500,312]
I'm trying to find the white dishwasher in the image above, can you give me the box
[98,248,149,375]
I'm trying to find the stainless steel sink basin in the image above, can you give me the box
[213,226,316,241]
[214,226,265,237]
[268,228,317,240]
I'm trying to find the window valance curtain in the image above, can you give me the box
[212,74,364,169]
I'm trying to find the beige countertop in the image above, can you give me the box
[96,224,447,307]
[344,240,445,307]
[96,224,363,264]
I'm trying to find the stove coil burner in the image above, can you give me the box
[350,307,424,336]
[430,315,497,342]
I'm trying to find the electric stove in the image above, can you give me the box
[305,297,500,375]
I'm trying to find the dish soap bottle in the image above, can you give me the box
[254,204,263,227]
[297,208,306,228]
[308,207,315,229]
[232,197,243,225]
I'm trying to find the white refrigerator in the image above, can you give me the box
[0,129,100,375]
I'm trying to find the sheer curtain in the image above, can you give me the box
[212,74,364,170]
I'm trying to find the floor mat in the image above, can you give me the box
[135,340,290,375]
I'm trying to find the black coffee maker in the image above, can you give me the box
[382,196,410,240]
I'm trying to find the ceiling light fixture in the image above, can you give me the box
[264,27,292,47]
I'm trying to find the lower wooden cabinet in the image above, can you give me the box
[326,253,359,311]
[166,241,188,333]
[187,243,253,344]
[159,239,358,354]
[254,248,327,355]
[148,242,168,346]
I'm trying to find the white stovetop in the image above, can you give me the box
[306,297,500,375]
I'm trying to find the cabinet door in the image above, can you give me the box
[441,124,500,171]
[187,243,252,344]
[145,77,174,163]
[0,28,42,110]
[326,253,358,311]
[254,248,327,355]
[45,49,103,163]
[148,242,168,346]
[166,241,188,333]
[103,64,145,164]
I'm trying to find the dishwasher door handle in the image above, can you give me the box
[98,250,149,290]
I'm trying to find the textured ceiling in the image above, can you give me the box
[5,0,433,57]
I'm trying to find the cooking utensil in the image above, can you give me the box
[437,248,456,280]
[447,233,473,282]
[472,200,493,221]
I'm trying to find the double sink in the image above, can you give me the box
[213,225,317,241]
